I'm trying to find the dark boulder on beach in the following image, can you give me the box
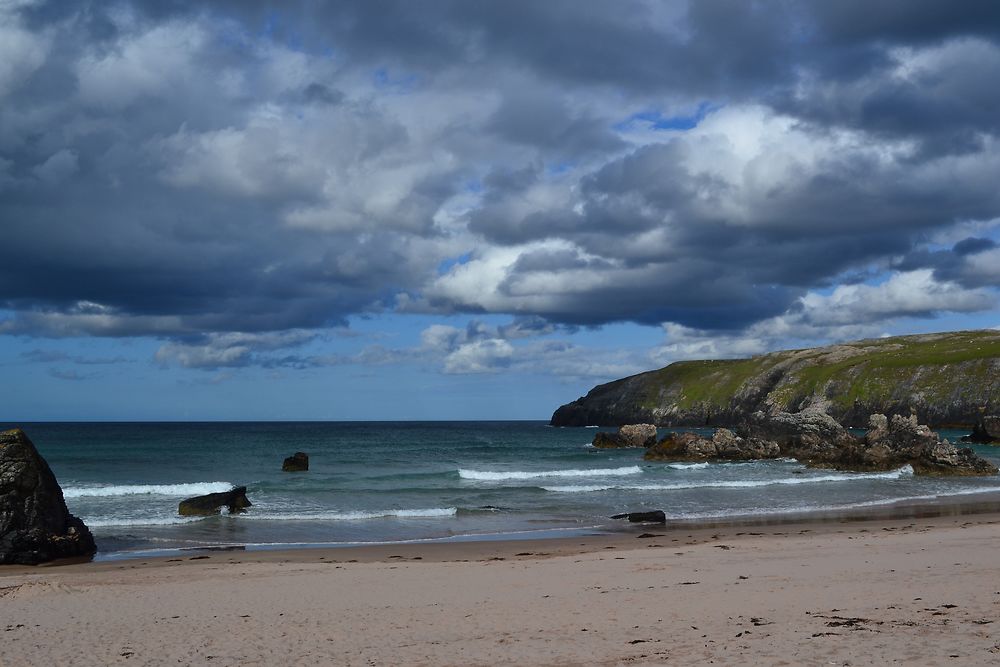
[282,452,309,472]
[611,510,667,524]
[178,486,252,516]
[0,428,96,565]
[592,424,657,449]
[960,416,1000,444]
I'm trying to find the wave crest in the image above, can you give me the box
[543,466,913,492]
[459,466,642,481]
[237,508,458,521]
[63,482,234,499]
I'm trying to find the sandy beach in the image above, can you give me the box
[2,506,999,666]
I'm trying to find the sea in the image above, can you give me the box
[9,421,1000,560]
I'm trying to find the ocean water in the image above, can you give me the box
[9,421,1000,559]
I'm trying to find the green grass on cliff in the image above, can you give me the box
[641,356,775,410]
[637,331,1000,413]
[773,332,1000,409]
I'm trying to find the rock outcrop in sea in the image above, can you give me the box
[282,452,309,472]
[178,486,253,516]
[1,428,96,565]
[551,330,1000,428]
[592,424,658,449]
[642,412,998,476]
[961,416,1000,444]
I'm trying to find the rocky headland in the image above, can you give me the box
[552,330,1000,428]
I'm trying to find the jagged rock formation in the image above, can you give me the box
[282,452,309,472]
[551,330,1000,428]
[178,486,252,516]
[645,428,780,462]
[961,416,1000,444]
[592,424,658,448]
[643,411,998,476]
[1,428,96,565]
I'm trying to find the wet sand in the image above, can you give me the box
[2,504,999,666]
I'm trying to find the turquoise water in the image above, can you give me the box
[8,421,1000,559]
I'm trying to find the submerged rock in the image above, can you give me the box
[282,452,309,472]
[1,428,96,565]
[611,510,667,523]
[178,486,252,516]
[592,423,658,449]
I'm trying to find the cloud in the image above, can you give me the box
[653,270,996,364]
[0,0,998,364]
[154,330,316,369]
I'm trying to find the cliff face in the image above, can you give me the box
[551,331,1000,428]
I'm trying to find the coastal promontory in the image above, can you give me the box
[551,331,1000,428]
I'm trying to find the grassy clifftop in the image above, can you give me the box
[550,330,1000,428]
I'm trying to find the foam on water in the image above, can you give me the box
[459,466,642,481]
[234,507,459,521]
[86,516,206,527]
[543,466,913,492]
[63,482,235,498]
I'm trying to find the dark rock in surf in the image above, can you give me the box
[0,428,96,565]
[592,424,658,449]
[178,486,252,516]
[960,416,1000,444]
[611,510,667,524]
[282,452,309,472]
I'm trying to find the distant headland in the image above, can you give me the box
[551,330,1000,428]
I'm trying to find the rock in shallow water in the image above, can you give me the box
[960,416,1000,444]
[592,424,658,449]
[282,451,309,472]
[611,510,667,524]
[644,410,997,476]
[178,486,253,516]
[0,428,96,565]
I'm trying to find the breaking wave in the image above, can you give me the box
[459,466,642,481]
[63,482,234,499]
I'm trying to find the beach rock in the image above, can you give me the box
[178,486,252,516]
[0,428,96,565]
[611,510,667,523]
[592,423,657,448]
[282,452,309,472]
[960,416,1000,444]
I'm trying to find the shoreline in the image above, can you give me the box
[11,487,1000,570]
[3,501,999,665]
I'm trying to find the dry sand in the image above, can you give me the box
[2,512,999,666]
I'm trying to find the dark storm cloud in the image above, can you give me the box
[1,0,999,353]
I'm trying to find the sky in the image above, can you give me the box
[2,0,1000,421]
